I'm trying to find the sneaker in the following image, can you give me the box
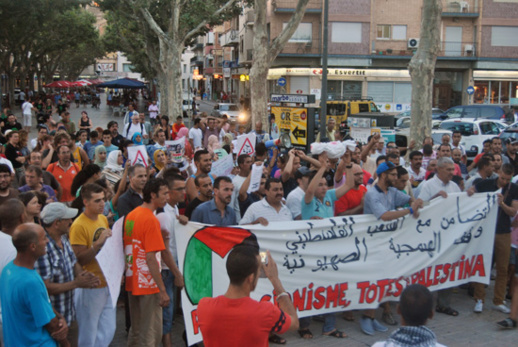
[360,316,374,335]
[474,300,483,313]
[497,318,517,329]
[494,304,511,314]
[372,319,388,332]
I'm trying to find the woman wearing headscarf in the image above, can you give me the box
[103,150,125,188]
[177,126,193,159]
[131,132,143,145]
[94,145,107,169]
[152,149,167,177]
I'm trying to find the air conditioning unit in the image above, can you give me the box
[408,38,419,49]
[464,44,474,56]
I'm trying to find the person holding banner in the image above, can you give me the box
[186,149,215,202]
[197,247,299,346]
[363,161,424,334]
[297,151,355,339]
[185,174,213,219]
[191,176,236,226]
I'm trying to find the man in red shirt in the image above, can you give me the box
[198,246,299,347]
[46,145,79,203]
[335,164,367,216]
[123,178,171,346]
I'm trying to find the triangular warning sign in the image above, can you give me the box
[132,150,148,167]
[238,138,255,156]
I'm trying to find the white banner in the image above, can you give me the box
[236,133,256,156]
[96,218,125,308]
[176,193,498,345]
[210,154,234,177]
[165,139,185,163]
[128,145,149,167]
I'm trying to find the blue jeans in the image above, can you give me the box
[161,269,176,334]
[299,313,336,333]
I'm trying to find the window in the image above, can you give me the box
[283,22,312,42]
[377,25,390,39]
[393,25,407,40]
[122,64,134,72]
[332,23,362,43]
[377,25,407,40]
[491,26,518,47]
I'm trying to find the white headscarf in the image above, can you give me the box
[105,150,123,173]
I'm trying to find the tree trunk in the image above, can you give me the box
[160,44,183,119]
[409,0,442,147]
[250,0,310,130]
[250,0,270,128]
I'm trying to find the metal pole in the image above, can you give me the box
[319,0,329,141]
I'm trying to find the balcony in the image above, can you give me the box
[220,30,239,47]
[442,0,479,17]
[279,38,321,56]
[272,0,322,13]
[190,56,204,66]
[372,41,476,59]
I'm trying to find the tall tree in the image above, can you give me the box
[100,0,242,117]
[249,0,310,127]
[408,0,442,147]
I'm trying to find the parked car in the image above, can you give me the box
[395,128,452,153]
[211,103,248,123]
[395,116,442,129]
[395,108,445,121]
[437,104,514,123]
[439,118,507,159]
[182,100,192,117]
[499,122,518,152]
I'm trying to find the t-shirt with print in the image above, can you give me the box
[301,189,338,220]
[69,213,109,287]
[123,206,165,295]
[198,296,291,347]
[335,185,367,215]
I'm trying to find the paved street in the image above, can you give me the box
[12,98,518,346]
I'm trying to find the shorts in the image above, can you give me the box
[22,113,31,127]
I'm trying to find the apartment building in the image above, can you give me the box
[211,0,518,111]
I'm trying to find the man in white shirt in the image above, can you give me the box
[231,154,253,222]
[451,131,466,156]
[189,118,203,149]
[240,178,292,225]
[21,98,36,132]
[286,167,311,220]
[148,100,159,126]
[408,151,426,189]
[155,173,185,347]
[123,114,147,140]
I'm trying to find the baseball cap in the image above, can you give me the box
[506,137,518,145]
[41,203,78,224]
[376,161,398,176]
[295,166,311,180]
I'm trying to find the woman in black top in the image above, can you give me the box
[79,111,92,137]
[5,130,26,185]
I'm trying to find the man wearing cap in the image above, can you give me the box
[362,160,423,334]
[286,166,312,220]
[36,202,100,347]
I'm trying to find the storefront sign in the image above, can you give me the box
[270,94,315,104]
[272,107,308,146]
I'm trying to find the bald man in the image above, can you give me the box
[0,224,69,346]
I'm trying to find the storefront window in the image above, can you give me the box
[512,82,518,105]
[474,82,488,104]
[501,82,510,104]
[327,80,341,99]
[490,81,500,104]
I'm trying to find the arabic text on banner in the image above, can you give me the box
[175,192,498,345]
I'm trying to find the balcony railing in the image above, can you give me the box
[273,0,322,12]
[440,41,476,57]
[280,38,321,55]
[442,0,479,16]
[373,41,476,58]
[220,30,239,47]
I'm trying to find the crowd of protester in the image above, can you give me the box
[0,95,517,347]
